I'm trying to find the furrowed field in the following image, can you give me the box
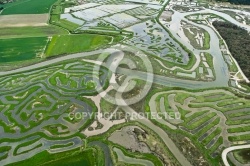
[45,34,113,57]
[0,26,67,39]
[0,0,58,15]
[0,37,48,62]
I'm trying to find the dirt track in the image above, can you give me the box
[0,14,49,27]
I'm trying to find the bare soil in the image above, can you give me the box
[0,14,49,27]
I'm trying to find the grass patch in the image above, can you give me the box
[228,125,250,133]
[202,127,222,146]
[50,14,79,32]
[0,146,11,153]
[1,0,58,15]
[45,34,113,57]
[50,142,74,149]
[0,26,67,39]
[0,37,48,63]
[204,31,210,49]
[182,21,210,50]
[8,148,97,166]
[183,110,209,124]
[185,112,216,130]
[229,133,250,142]
[209,136,223,154]
[196,117,220,138]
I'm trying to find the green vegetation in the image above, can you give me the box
[112,145,163,166]
[229,134,250,142]
[13,138,41,155]
[233,148,250,164]
[228,125,250,133]
[204,31,210,49]
[143,87,250,165]
[1,0,58,15]
[0,59,108,133]
[50,142,74,149]
[0,146,11,153]
[196,117,220,138]
[216,0,250,5]
[88,121,178,166]
[184,112,217,130]
[204,53,213,68]
[43,124,69,135]
[100,98,117,114]
[45,34,113,57]
[0,26,67,39]
[0,37,48,63]
[50,15,80,32]
[213,21,250,80]
[182,22,210,50]
[201,127,222,146]
[1,0,250,165]
[9,148,97,166]
[0,58,110,164]
[49,0,79,32]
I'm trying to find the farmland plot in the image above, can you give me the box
[45,34,113,57]
[1,0,58,15]
[0,37,48,63]
[0,14,49,28]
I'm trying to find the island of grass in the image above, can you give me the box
[182,21,210,50]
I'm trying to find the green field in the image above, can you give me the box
[45,34,113,57]
[0,26,67,39]
[0,37,48,63]
[9,148,97,166]
[1,0,58,15]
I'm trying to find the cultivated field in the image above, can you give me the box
[45,34,113,57]
[0,26,67,39]
[0,37,48,63]
[0,14,49,28]
[0,0,58,15]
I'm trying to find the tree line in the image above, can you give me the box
[213,21,250,80]
[216,0,250,5]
